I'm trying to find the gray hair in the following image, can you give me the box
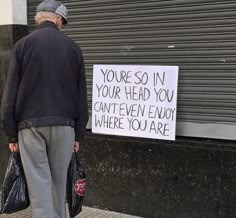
[35,11,60,24]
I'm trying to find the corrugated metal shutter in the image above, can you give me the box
[27,0,236,139]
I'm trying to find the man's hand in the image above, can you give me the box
[9,143,19,152]
[73,141,80,152]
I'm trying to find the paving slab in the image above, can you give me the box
[0,206,142,218]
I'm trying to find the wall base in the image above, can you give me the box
[81,133,236,218]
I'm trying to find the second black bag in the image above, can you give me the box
[0,152,30,214]
[66,152,86,218]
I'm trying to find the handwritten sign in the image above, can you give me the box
[92,65,179,140]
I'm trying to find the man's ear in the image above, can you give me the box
[34,16,38,25]
[55,16,63,29]
[35,19,40,26]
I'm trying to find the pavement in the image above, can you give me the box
[0,206,142,218]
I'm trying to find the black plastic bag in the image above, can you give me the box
[0,152,29,214]
[67,152,86,218]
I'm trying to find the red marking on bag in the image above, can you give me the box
[74,179,86,196]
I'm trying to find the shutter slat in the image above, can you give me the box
[27,0,236,130]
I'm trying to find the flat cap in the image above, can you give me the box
[36,0,68,24]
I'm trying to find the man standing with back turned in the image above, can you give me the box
[1,0,88,217]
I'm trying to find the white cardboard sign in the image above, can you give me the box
[92,65,179,140]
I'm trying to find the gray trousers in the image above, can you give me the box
[19,126,75,218]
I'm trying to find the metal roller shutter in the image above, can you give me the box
[27,0,236,139]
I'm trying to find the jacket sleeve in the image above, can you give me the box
[74,51,89,143]
[1,46,21,143]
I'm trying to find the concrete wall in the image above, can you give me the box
[0,0,27,25]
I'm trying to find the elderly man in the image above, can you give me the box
[1,0,88,217]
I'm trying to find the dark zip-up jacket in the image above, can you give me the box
[1,21,88,143]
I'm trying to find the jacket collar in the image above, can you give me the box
[38,21,59,30]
